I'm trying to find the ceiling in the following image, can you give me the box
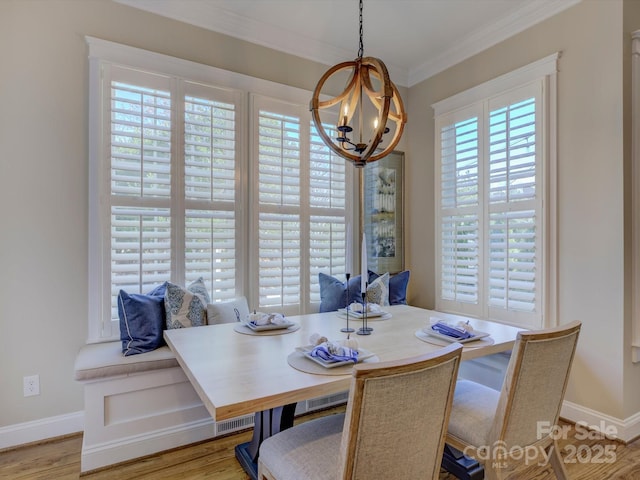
[115,0,580,87]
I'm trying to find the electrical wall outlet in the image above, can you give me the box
[23,375,40,397]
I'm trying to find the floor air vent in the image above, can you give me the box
[215,413,255,436]
[306,391,349,411]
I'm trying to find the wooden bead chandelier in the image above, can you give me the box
[310,0,406,167]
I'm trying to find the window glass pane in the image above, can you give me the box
[259,212,301,307]
[110,206,171,320]
[440,214,479,304]
[309,216,347,303]
[184,96,236,202]
[441,117,479,209]
[310,123,346,209]
[258,111,300,206]
[111,82,171,198]
[489,210,537,312]
[185,209,236,301]
[489,97,536,203]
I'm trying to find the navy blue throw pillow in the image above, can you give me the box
[368,270,410,305]
[318,273,363,312]
[118,283,167,356]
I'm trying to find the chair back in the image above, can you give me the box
[338,342,463,480]
[489,320,581,448]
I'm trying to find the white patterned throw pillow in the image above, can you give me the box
[165,278,210,329]
[366,272,390,306]
[206,296,250,324]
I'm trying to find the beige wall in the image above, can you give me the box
[0,0,406,427]
[1,0,639,434]
[407,0,640,421]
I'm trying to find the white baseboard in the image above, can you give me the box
[561,400,640,443]
[4,399,638,464]
[81,417,215,472]
[0,411,84,450]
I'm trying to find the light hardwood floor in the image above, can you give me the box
[2,406,639,479]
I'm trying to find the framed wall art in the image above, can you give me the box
[362,150,404,274]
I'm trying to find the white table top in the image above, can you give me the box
[164,305,523,421]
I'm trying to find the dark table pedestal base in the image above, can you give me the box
[442,444,484,480]
[235,442,258,480]
[234,403,297,480]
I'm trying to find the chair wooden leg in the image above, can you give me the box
[548,440,568,480]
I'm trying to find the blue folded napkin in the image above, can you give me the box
[431,321,474,340]
[310,342,359,363]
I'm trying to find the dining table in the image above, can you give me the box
[164,304,524,480]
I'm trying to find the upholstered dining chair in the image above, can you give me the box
[258,342,463,480]
[446,320,582,480]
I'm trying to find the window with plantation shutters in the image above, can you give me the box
[109,78,173,325]
[183,91,238,300]
[439,115,481,306]
[309,121,348,304]
[90,59,243,339]
[487,96,539,317]
[252,96,350,314]
[434,54,558,329]
[89,39,354,341]
[256,108,302,309]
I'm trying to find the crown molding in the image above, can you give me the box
[116,0,580,89]
[409,0,580,86]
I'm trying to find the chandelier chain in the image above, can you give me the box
[358,0,364,59]
[310,0,406,165]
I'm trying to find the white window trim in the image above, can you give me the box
[432,53,559,329]
[87,37,354,342]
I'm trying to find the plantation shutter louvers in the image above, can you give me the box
[309,122,347,302]
[487,97,538,314]
[108,68,241,326]
[184,92,238,300]
[110,79,172,320]
[257,110,302,308]
[436,76,546,327]
[439,116,480,304]
[90,39,357,340]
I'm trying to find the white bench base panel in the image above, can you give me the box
[77,343,348,473]
[80,366,215,472]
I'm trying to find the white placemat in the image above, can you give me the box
[414,329,495,348]
[287,350,379,376]
[233,323,300,336]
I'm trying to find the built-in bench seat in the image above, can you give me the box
[74,343,179,381]
[74,341,349,473]
[74,341,221,473]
